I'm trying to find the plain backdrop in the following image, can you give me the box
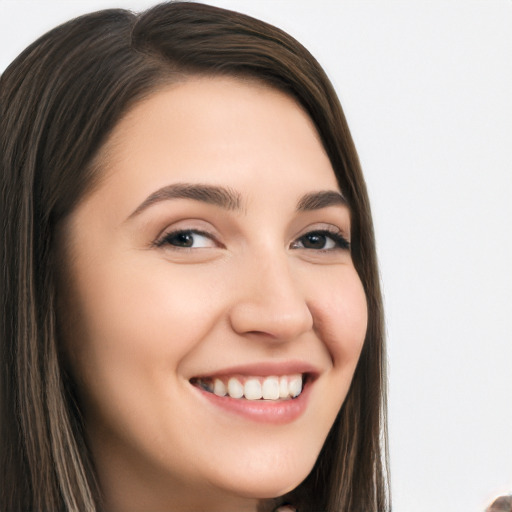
[1,1,511,511]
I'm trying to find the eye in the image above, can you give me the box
[155,229,217,249]
[291,230,350,251]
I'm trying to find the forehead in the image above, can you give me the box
[108,77,332,163]
[83,76,340,222]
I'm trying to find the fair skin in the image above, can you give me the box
[60,77,368,512]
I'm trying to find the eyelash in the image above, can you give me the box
[154,228,350,252]
[154,229,217,249]
[292,229,350,252]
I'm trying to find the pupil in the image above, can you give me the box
[303,233,326,249]
[173,232,194,247]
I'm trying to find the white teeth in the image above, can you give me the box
[213,378,227,397]
[227,377,244,399]
[262,376,280,400]
[196,374,305,400]
[205,374,304,400]
[244,379,262,400]
[288,374,302,398]
[279,376,289,398]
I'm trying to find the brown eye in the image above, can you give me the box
[293,230,350,251]
[167,232,195,247]
[156,230,216,249]
[300,233,330,249]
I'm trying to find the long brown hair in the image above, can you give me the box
[0,3,389,510]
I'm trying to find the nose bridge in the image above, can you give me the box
[228,248,313,340]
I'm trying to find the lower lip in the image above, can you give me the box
[192,380,312,424]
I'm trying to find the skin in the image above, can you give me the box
[59,77,368,512]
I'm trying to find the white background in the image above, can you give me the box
[1,1,511,511]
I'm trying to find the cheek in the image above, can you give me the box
[62,256,223,404]
[72,258,213,339]
[309,270,368,368]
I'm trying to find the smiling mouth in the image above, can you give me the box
[190,374,307,401]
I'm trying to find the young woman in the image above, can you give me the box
[0,2,389,511]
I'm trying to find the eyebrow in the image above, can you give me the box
[128,183,243,219]
[296,190,347,211]
[127,183,347,220]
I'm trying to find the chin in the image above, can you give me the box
[212,457,314,500]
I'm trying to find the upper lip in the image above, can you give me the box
[190,360,321,379]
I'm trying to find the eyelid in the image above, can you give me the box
[291,225,351,251]
[151,221,349,252]
[153,228,221,249]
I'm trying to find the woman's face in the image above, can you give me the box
[60,77,367,511]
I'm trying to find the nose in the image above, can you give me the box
[228,254,313,342]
